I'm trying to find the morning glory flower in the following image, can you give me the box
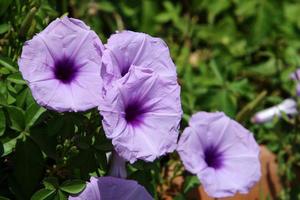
[251,99,298,124]
[291,68,300,81]
[177,112,261,198]
[69,176,153,200]
[18,17,104,112]
[99,66,182,163]
[101,30,177,88]
[291,69,300,96]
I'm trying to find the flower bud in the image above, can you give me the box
[251,99,298,124]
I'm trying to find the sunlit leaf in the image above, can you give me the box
[60,180,86,194]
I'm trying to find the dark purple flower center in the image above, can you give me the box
[204,146,223,169]
[54,58,78,84]
[121,65,130,77]
[125,102,148,126]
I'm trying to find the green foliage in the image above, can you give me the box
[59,180,86,194]
[1,0,300,199]
[31,189,56,200]
[182,175,200,194]
[31,178,86,200]
[31,177,85,200]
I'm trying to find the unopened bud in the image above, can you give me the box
[251,99,298,124]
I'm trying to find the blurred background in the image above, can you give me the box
[1,0,300,199]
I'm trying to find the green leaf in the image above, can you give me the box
[0,24,10,34]
[16,88,29,107]
[228,79,252,97]
[155,13,171,23]
[14,137,44,199]
[7,72,26,85]
[31,189,56,200]
[209,60,223,85]
[46,116,65,136]
[93,133,113,151]
[94,150,108,176]
[128,169,156,197]
[0,56,17,72]
[0,67,10,75]
[0,110,6,136]
[68,149,98,179]
[247,58,276,76]
[7,92,16,105]
[0,80,7,105]
[0,134,22,157]
[284,3,300,26]
[6,106,25,131]
[0,0,12,16]
[7,81,17,94]
[43,177,59,190]
[60,180,86,194]
[218,90,236,117]
[251,1,275,44]
[19,7,37,37]
[30,127,57,159]
[174,194,185,200]
[183,175,200,194]
[234,0,257,17]
[56,190,67,200]
[141,0,157,34]
[25,103,46,129]
[94,134,113,152]
[98,2,115,12]
[202,0,230,24]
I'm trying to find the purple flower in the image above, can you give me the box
[290,69,300,81]
[290,69,300,96]
[177,112,261,198]
[69,176,153,200]
[101,30,177,88]
[99,66,182,163]
[251,98,298,124]
[18,17,104,112]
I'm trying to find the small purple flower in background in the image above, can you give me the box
[251,99,298,124]
[291,69,300,96]
[69,176,153,200]
[290,68,300,81]
[101,30,177,88]
[99,66,182,163]
[177,112,261,198]
[19,17,104,112]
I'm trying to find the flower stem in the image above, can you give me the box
[108,150,127,178]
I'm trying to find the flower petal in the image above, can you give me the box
[99,66,182,163]
[69,177,153,200]
[177,112,261,198]
[101,31,177,88]
[19,17,104,112]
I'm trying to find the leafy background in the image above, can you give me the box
[1,0,300,199]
